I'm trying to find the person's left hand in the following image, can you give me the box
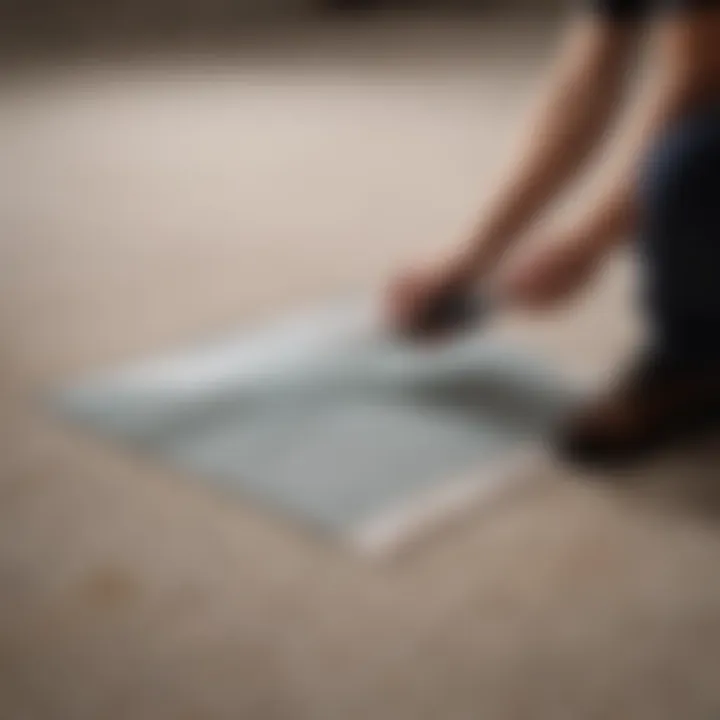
[498,235,605,310]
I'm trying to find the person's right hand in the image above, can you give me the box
[386,255,479,340]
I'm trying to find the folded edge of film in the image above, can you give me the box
[350,445,543,556]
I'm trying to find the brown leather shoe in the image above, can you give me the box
[557,355,720,468]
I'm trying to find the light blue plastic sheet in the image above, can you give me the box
[56,297,579,548]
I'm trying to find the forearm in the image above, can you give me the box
[459,19,637,278]
[571,8,720,255]
[567,86,705,255]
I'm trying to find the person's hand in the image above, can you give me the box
[498,235,604,310]
[386,254,478,339]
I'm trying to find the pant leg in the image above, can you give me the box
[639,102,720,364]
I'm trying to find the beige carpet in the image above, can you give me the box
[2,17,720,720]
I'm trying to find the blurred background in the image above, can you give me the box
[0,0,565,53]
[3,1,720,720]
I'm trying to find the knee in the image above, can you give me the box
[641,105,720,218]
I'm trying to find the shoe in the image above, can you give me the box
[557,353,720,468]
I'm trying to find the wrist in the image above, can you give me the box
[564,213,629,258]
[460,230,514,280]
[575,194,637,254]
[577,230,621,261]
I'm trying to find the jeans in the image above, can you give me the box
[640,101,720,364]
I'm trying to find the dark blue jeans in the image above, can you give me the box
[640,101,720,364]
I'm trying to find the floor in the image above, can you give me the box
[2,17,720,720]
